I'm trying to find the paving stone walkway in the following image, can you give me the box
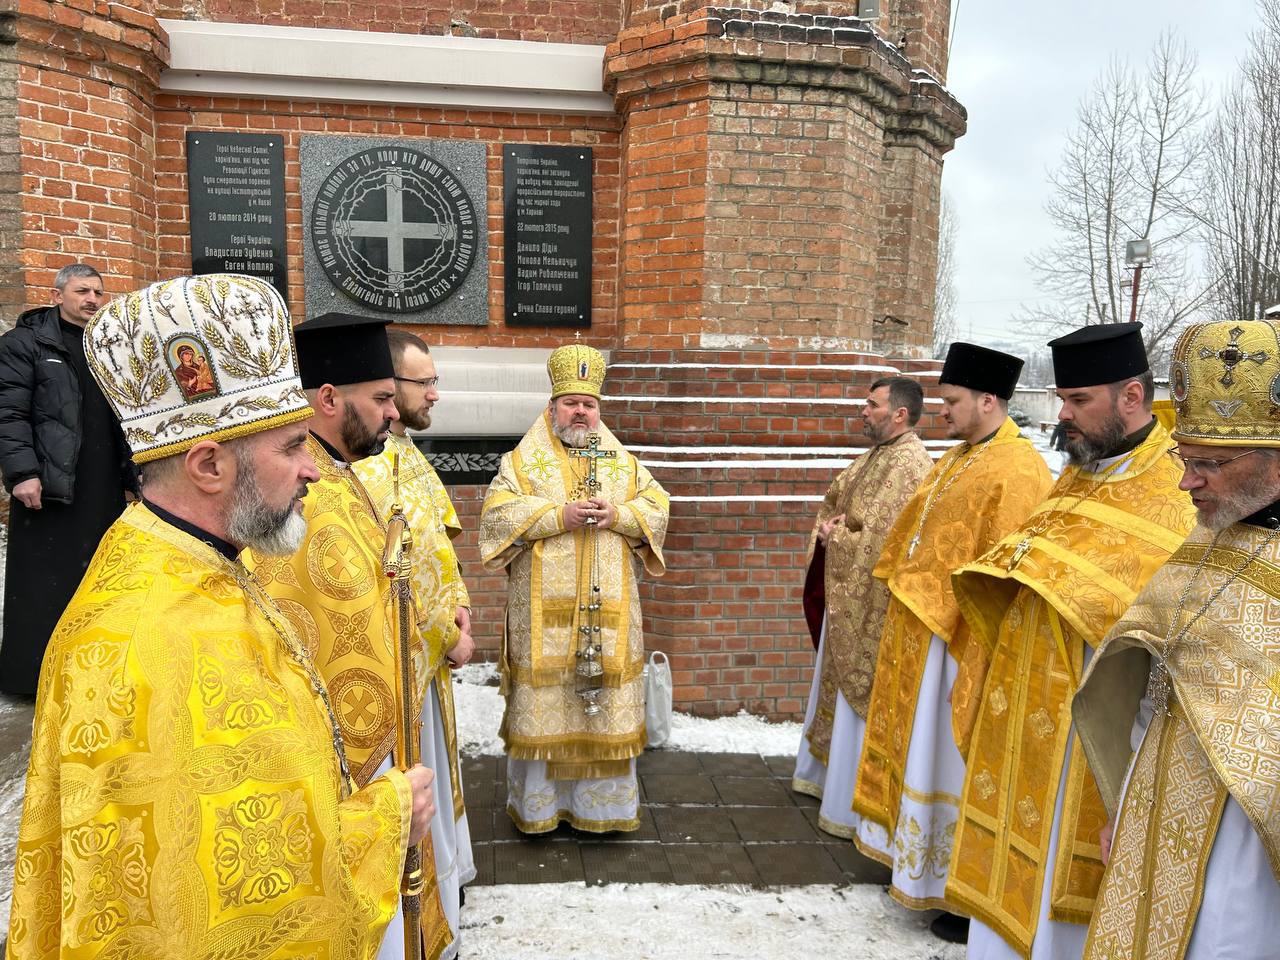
[463,750,893,888]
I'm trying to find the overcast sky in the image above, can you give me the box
[943,0,1259,343]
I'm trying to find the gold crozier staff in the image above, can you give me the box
[569,433,616,715]
[383,453,426,960]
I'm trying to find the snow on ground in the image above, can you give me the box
[1029,425,1067,477]
[451,665,964,960]
[452,661,804,757]
[460,882,964,960]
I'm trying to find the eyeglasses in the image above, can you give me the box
[395,375,439,389]
[1168,446,1261,476]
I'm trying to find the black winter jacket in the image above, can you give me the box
[0,306,87,503]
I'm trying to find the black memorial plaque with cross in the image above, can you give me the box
[503,144,592,327]
[186,131,288,299]
[301,137,488,325]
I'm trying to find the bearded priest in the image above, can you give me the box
[852,342,1052,938]
[948,323,1195,960]
[792,376,933,836]
[1073,319,1280,960]
[480,343,669,833]
[5,276,435,960]
[245,313,453,960]
[353,329,476,953]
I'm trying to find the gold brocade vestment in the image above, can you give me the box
[246,435,451,960]
[354,432,469,820]
[803,431,932,763]
[6,504,411,960]
[1073,524,1280,960]
[853,418,1052,873]
[947,423,1194,956]
[479,411,669,780]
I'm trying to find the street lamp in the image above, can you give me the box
[1125,238,1152,324]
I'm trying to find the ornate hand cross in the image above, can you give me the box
[1200,325,1269,386]
[568,434,616,508]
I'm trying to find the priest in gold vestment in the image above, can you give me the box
[949,324,1196,960]
[1073,319,1280,960]
[352,330,476,951]
[6,276,435,960]
[793,376,933,837]
[852,343,1052,940]
[245,312,452,960]
[480,343,669,833]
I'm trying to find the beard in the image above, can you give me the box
[864,418,890,445]
[340,402,389,460]
[395,387,431,431]
[226,452,308,556]
[552,421,592,449]
[1198,466,1279,531]
[1064,407,1129,466]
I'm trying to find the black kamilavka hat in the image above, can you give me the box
[1048,322,1149,388]
[938,342,1023,400]
[294,312,395,389]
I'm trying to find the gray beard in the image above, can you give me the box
[553,422,591,448]
[1064,411,1128,466]
[1200,470,1280,532]
[226,452,308,555]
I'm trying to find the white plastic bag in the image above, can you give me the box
[643,650,673,747]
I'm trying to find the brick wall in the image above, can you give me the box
[152,97,624,350]
[7,0,168,309]
[0,36,22,324]
[162,0,625,45]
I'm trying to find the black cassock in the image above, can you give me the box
[0,319,132,695]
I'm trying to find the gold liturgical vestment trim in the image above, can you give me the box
[479,411,669,773]
[6,505,412,960]
[947,424,1194,956]
[854,418,1052,871]
[803,431,932,765]
[247,436,452,960]
[355,433,471,821]
[1074,523,1280,960]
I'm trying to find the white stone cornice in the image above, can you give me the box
[158,20,615,115]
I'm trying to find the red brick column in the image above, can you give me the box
[3,0,168,312]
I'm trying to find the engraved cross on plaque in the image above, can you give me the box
[568,434,616,512]
[340,167,456,293]
[1200,325,1269,386]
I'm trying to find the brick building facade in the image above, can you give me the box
[0,0,964,719]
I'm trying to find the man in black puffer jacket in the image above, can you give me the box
[0,263,136,694]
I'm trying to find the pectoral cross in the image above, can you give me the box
[1010,537,1033,568]
[1201,325,1269,386]
[568,434,616,515]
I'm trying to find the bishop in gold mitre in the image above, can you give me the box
[1073,320,1280,960]
[851,343,1052,937]
[479,343,669,833]
[352,329,475,953]
[792,376,933,836]
[244,312,452,960]
[6,275,436,960]
[948,324,1195,960]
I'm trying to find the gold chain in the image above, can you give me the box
[1007,454,1130,568]
[229,557,355,793]
[906,434,995,557]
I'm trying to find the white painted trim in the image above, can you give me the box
[601,395,944,406]
[611,363,903,373]
[158,20,615,115]
[641,459,854,469]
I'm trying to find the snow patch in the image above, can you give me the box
[458,882,965,960]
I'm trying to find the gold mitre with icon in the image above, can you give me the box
[1169,320,1280,447]
[547,342,606,400]
[84,273,313,463]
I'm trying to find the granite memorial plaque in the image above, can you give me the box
[503,145,592,327]
[186,132,287,298]
[301,137,488,325]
